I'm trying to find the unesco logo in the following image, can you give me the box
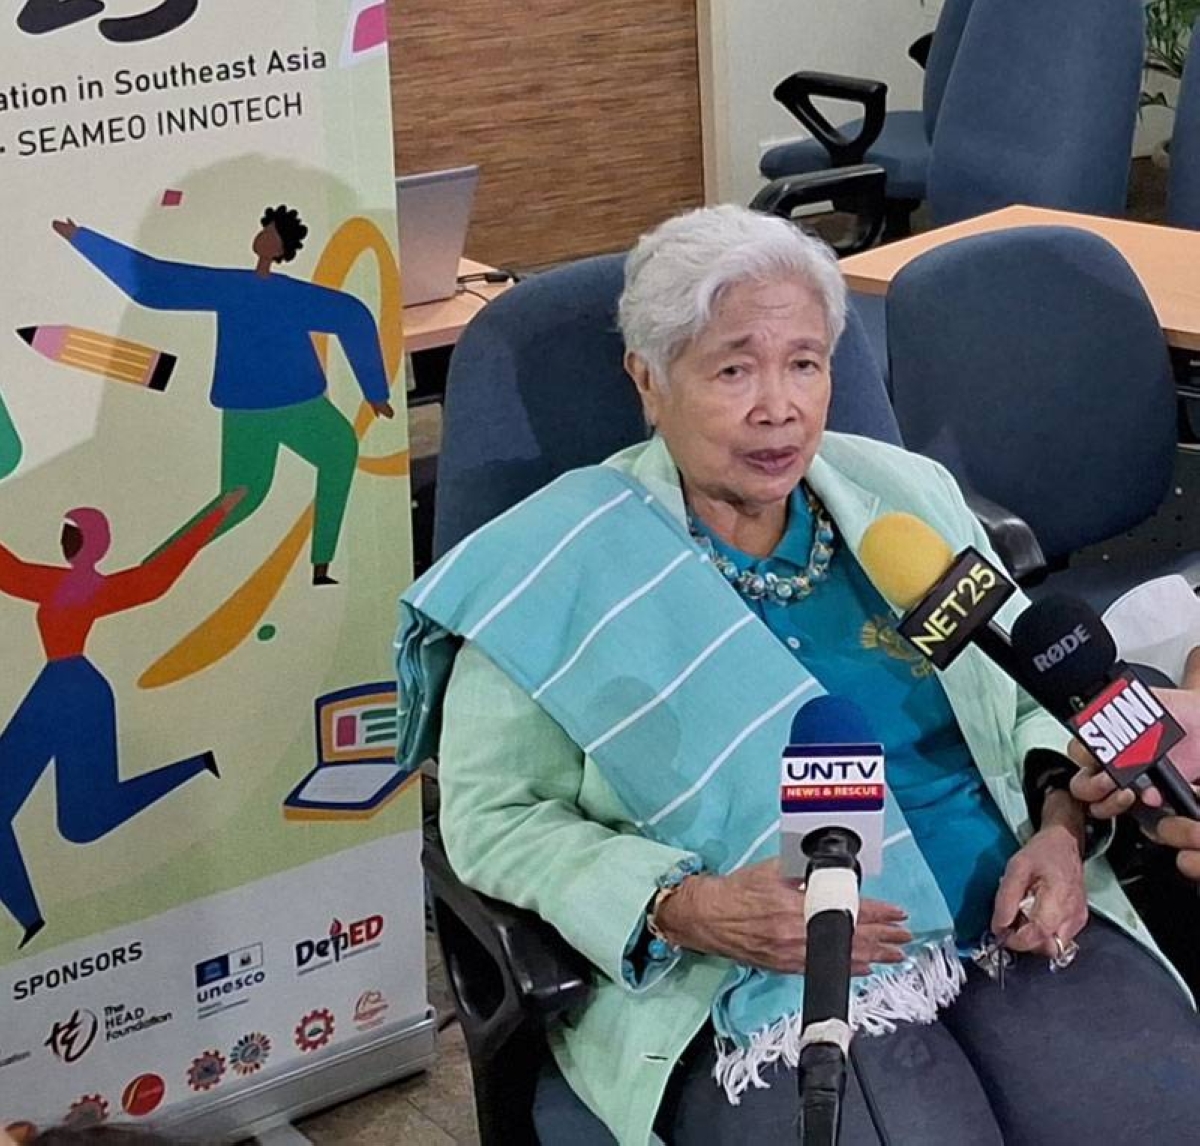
[194,944,266,1018]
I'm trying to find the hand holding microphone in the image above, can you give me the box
[857,512,1200,821]
[1067,649,1200,879]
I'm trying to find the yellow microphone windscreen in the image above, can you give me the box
[859,513,955,610]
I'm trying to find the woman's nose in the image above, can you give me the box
[753,370,796,422]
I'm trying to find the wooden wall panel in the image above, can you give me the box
[387,1,705,268]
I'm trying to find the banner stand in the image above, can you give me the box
[0,2,431,1136]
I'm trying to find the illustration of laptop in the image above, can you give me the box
[283,682,417,820]
[395,164,480,305]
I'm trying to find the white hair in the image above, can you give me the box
[617,204,847,383]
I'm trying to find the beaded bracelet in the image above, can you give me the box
[645,856,703,961]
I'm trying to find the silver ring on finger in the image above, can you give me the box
[1049,933,1079,972]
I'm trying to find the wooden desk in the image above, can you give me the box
[840,205,1200,353]
[402,257,511,353]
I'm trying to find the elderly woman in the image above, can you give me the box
[397,206,1200,1144]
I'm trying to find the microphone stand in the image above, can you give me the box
[797,826,862,1146]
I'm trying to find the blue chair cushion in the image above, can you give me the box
[759,109,930,201]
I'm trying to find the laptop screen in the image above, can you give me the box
[395,165,480,306]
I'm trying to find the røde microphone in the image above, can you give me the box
[1010,595,1200,821]
[783,695,885,1146]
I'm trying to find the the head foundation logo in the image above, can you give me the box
[45,1008,99,1063]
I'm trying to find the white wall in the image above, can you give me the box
[701,0,940,205]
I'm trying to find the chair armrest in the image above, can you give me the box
[424,830,592,1025]
[750,165,887,255]
[963,489,1047,583]
[772,71,888,166]
[908,32,934,69]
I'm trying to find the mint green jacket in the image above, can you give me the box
[437,433,1181,1145]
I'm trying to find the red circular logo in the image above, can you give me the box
[66,1096,108,1126]
[294,1008,335,1052]
[121,1073,166,1117]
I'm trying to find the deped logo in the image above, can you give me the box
[295,916,384,974]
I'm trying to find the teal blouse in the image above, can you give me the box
[692,486,1018,945]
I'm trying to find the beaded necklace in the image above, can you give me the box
[688,484,836,605]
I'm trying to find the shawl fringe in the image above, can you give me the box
[711,938,965,1104]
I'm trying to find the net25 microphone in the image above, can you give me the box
[782,695,886,1146]
[857,513,1030,686]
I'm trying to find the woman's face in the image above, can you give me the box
[629,275,832,517]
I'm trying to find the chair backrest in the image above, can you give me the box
[1168,18,1200,229]
[433,254,901,557]
[927,0,1144,226]
[921,0,976,141]
[886,225,1176,562]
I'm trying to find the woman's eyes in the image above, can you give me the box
[715,358,823,379]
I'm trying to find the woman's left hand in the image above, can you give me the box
[990,824,1088,957]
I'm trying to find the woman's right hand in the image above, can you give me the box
[655,857,911,976]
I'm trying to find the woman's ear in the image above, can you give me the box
[625,351,660,427]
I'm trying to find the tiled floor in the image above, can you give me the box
[297,935,480,1145]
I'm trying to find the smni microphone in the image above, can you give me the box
[783,695,884,1146]
[1011,595,1200,820]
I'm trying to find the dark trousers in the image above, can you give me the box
[535,916,1200,1144]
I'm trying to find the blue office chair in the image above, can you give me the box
[927,0,1144,226]
[426,252,902,1144]
[886,225,1200,608]
[759,0,975,238]
[1167,18,1200,229]
[433,255,902,557]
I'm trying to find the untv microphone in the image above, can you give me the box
[781,696,886,879]
[782,695,884,1146]
[1010,595,1200,820]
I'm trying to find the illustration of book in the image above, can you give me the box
[283,682,416,820]
[18,324,176,391]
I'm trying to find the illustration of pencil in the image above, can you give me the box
[17,324,176,391]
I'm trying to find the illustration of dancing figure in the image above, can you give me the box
[53,207,394,586]
[0,489,242,948]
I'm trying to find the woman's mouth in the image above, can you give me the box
[742,448,800,475]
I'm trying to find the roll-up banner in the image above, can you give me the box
[0,1,430,1137]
